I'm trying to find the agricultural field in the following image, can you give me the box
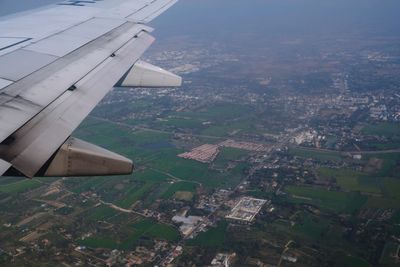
[159,116,205,130]
[87,205,118,221]
[187,221,227,247]
[213,147,249,169]
[364,153,400,178]
[289,147,344,162]
[65,116,251,214]
[379,241,400,267]
[0,179,42,194]
[317,165,400,208]
[162,181,197,200]
[290,212,356,250]
[318,168,381,194]
[292,212,333,240]
[365,177,400,209]
[271,214,361,258]
[361,122,400,150]
[285,185,367,214]
[334,254,371,267]
[200,116,268,137]
[79,236,120,249]
[362,122,400,138]
[79,218,180,249]
[116,182,155,209]
[175,103,254,123]
[160,103,270,137]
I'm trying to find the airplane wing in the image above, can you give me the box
[0,0,182,178]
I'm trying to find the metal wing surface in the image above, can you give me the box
[0,0,182,177]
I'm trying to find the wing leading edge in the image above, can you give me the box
[0,0,182,177]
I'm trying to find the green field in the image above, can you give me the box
[365,177,400,209]
[79,218,180,249]
[146,150,208,180]
[364,196,399,209]
[247,189,274,199]
[365,153,400,178]
[116,182,155,209]
[292,212,331,240]
[379,241,399,267]
[69,176,111,194]
[316,167,400,209]
[87,205,118,221]
[285,185,367,213]
[201,125,235,137]
[92,98,155,121]
[134,169,171,183]
[334,254,371,267]
[160,116,205,129]
[145,223,180,241]
[382,177,400,198]
[187,221,227,247]
[143,148,245,189]
[75,115,250,189]
[318,168,381,194]
[362,122,400,138]
[271,213,365,258]
[162,181,197,199]
[213,147,249,169]
[75,118,138,153]
[177,103,253,122]
[365,141,400,150]
[289,147,343,162]
[291,212,351,248]
[212,162,247,189]
[0,179,42,194]
[73,117,248,204]
[79,237,120,249]
[164,103,261,137]
[75,117,173,162]
[123,219,180,247]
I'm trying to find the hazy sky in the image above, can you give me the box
[152,0,400,38]
[1,0,399,38]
